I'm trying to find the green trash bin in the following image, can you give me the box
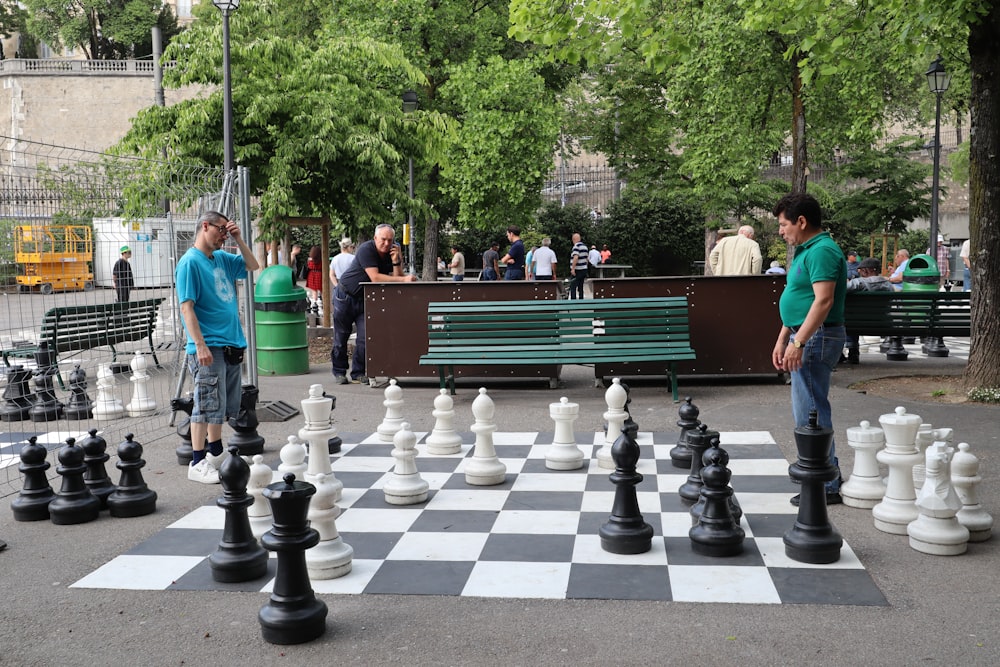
[902,253,940,291]
[254,265,310,375]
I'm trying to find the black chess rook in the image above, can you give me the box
[259,473,328,645]
[210,446,269,583]
[49,438,101,525]
[107,433,158,518]
[11,436,55,522]
[599,417,653,555]
[783,411,843,564]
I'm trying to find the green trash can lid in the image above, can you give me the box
[902,253,940,288]
[254,264,307,303]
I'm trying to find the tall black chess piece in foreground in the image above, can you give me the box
[259,473,328,644]
[599,417,653,555]
[63,364,94,420]
[28,343,63,422]
[784,411,843,564]
[48,438,101,525]
[171,396,195,465]
[0,365,34,422]
[678,424,719,505]
[79,429,115,510]
[107,434,158,518]
[669,396,701,469]
[228,385,265,456]
[689,442,745,557]
[11,436,55,521]
[210,446,268,583]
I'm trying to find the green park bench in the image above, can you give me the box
[845,291,971,359]
[418,296,697,401]
[1,298,167,379]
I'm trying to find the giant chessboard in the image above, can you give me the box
[71,430,887,606]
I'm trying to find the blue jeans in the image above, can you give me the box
[790,323,846,492]
[331,285,366,379]
[452,274,464,282]
[505,268,524,280]
[570,269,587,298]
[482,269,498,281]
[964,267,971,291]
[188,350,242,425]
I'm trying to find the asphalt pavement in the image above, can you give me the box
[1,350,997,666]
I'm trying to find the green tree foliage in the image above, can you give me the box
[601,191,704,276]
[22,0,180,59]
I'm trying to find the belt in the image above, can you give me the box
[790,322,843,333]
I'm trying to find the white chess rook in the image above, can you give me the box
[377,379,405,442]
[841,420,886,509]
[951,442,994,542]
[872,407,924,535]
[425,388,463,455]
[546,397,584,470]
[247,454,273,541]
[384,422,429,505]
[126,353,157,417]
[93,363,125,420]
[300,384,342,503]
[465,388,507,486]
[907,442,969,555]
[598,378,627,470]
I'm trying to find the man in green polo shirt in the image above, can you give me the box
[771,192,847,506]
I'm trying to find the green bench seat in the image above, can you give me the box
[418,297,697,401]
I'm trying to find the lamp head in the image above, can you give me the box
[212,0,240,14]
[402,90,419,114]
[925,55,951,94]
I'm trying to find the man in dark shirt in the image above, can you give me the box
[500,226,525,280]
[112,246,134,302]
[331,224,417,385]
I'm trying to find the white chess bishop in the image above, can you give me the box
[598,378,627,470]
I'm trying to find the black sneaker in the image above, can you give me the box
[789,491,843,507]
[333,374,349,385]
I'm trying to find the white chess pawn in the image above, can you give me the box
[872,406,923,535]
[277,435,307,479]
[247,454,273,541]
[907,442,968,555]
[126,353,157,416]
[305,471,353,580]
[546,397,584,470]
[952,442,993,542]
[377,379,405,442]
[465,387,506,486]
[425,388,463,455]
[598,378,627,469]
[384,422,429,505]
[93,363,125,420]
[841,420,886,509]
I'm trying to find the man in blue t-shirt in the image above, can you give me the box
[771,193,846,506]
[176,210,260,484]
[500,226,525,280]
[331,224,417,385]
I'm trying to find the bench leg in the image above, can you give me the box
[669,363,679,403]
[438,365,456,395]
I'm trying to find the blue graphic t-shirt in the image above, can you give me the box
[176,246,248,354]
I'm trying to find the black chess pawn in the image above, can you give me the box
[227,384,265,456]
[669,396,701,469]
[689,437,742,525]
[171,396,195,465]
[783,411,844,564]
[678,424,719,505]
[259,473,328,644]
[48,437,101,525]
[79,429,115,510]
[599,416,653,555]
[210,446,269,583]
[63,364,94,420]
[107,433,158,518]
[0,365,35,422]
[28,343,63,423]
[11,436,55,521]
[689,444,746,557]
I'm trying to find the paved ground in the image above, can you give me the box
[1,351,996,666]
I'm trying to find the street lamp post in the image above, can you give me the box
[402,90,418,276]
[213,0,241,172]
[925,55,951,255]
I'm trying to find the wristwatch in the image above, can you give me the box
[791,338,806,349]
[392,262,401,266]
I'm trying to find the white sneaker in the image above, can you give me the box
[205,449,226,470]
[188,458,220,484]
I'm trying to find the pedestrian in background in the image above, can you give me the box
[112,245,134,303]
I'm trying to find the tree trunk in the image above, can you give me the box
[965,2,1000,388]
[790,60,808,195]
[421,165,443,282]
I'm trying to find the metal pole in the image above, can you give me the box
[408,156,416,275]
[221,10,234,173]
[929,90,942,256]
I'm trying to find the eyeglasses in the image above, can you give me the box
[206,222,229,236]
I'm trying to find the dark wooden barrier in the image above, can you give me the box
[591,276,784,377]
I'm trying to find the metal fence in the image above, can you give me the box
[0,136,251,498]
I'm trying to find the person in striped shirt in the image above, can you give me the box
[569,233,589,299]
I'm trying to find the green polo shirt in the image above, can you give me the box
[779,230,847,328]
